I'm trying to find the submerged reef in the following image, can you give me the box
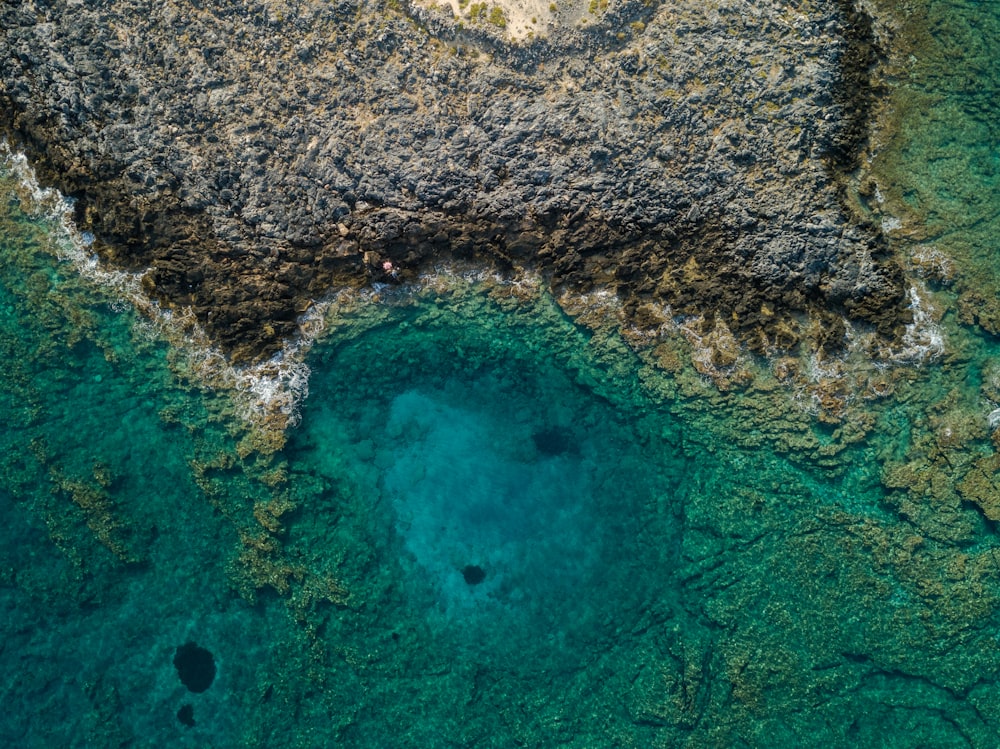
[1,0,909,362]
[3,154,1000,745]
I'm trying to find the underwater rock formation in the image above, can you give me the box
[0,0,908,361]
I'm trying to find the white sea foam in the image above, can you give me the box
[909,243,955,283]
[988,407,1000,431]
[1,141,950,433]
[802,349,845,383]
[895,283,945,363]
[881,215,903,233]
[0,141,326,431]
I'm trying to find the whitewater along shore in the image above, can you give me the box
[0,0,908,363]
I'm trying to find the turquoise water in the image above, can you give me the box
[4,1,1000,746]
[866,0,1000,330]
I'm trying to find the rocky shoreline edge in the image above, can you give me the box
[1,0,912,368]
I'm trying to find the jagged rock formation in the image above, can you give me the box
[1,0,908,361]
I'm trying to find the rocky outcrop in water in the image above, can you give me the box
[1,0,908,361]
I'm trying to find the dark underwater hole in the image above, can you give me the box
[462,564,486,585]
[177,703,195,727]
[173,641,216,693]
[532,427,574,456]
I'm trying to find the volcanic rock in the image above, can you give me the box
[0,0,909,361]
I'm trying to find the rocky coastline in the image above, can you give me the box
[1,0,908,363]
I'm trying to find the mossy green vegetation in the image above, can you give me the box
[487,4,507,26]
[466,1,486,20]
[461,1,506,29]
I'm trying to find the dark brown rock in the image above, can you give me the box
[0,0,910,362]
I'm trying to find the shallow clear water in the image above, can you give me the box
[4,1,1000,746]
[867,0,1000,330]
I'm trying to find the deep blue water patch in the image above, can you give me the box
[177,703,196,727]
[461,564,486,585]
[286,301,689,668]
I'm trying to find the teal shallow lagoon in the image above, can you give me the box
[5,0,1000,745]
[287,289,687,669]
